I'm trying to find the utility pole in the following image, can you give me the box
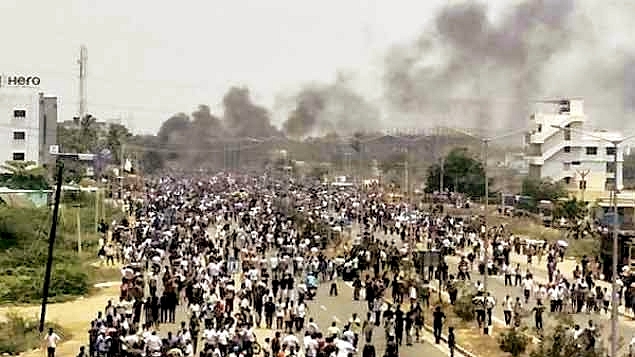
[440,156,445,193]
[482,138,490,335]
[75,204,82,254]
[404,148,409,204]
[78,45,88,120]
[119,143,125,200]
[94,188,99,233]
[577,169,590,203]
[40,152,94,333]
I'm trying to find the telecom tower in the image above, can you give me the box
[78,45,88,120]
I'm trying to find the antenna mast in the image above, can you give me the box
[78,45,88,119]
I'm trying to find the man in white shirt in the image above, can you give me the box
[304,332,319,357]
[45,328,61,357]
[145,331,163,356]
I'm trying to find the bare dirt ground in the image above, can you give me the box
[0,285,120,357]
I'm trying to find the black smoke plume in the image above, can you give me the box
[191,104,225,137]
[382,0,635,132]
[283,77,380,138]
[223,87,281,138]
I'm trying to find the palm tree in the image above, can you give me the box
[78,114,98,152]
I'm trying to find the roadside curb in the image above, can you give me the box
[426,282,541,344]
[421,322,478,357]
[379,294,479,357]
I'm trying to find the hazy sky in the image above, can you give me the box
[0,0,632,134]
[0,0,451,133]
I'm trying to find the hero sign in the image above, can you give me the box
[3,76,41,86]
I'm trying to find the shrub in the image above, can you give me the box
[453,284,476,322]
[499,328,530,357]
[0,312,70,355]
[529,322,604,357]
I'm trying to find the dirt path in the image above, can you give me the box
[1,285,120,357]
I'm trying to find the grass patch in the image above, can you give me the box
[0,311,71,355]
[421,296,515,357]
[88,263,123,284]
[0,196,127,305]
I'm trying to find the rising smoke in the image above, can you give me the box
[157,0,635,143]
[383,0,635,132]
[192,104,224,137]
[223,87,281,138]
[282,76,381,138]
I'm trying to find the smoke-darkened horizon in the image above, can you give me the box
[157,0,635,142]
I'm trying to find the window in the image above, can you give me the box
[607,162,617,173]
[13,131,25,140]
[537,124,542,132]
[571,161,581,166]
[564,126,571,141]
[13,109,26,118]
[563,162,571,171]
[12,152,25,161]
[606,147,616,156]
[564,146,571,153]
[564,177,572,184]
[586,147,598,155]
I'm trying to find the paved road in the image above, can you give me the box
[361,227,635,350]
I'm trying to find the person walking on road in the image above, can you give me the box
[45,328,61,357]
[433,306,446,344]
[447,327,456,357]
[533,299,545,331]
[502,295,513,326]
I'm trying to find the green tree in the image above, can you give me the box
[554,198,587,221]
[554,198,593,240]
[0,161,49,190]
[78,114,98,152]
[425,148,488,198]
[521,177,567,202]
[106,123,132,165]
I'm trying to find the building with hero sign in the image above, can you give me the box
[0,75,57,168]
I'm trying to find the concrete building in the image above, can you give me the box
[524,99,624,201]
[0,77,57,167]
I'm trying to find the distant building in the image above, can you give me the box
[524,99,623,201]
[503,152,529,174]
[0,76,57,167]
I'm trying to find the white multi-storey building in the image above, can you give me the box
[524,99,623,201]
[0,75,57,168]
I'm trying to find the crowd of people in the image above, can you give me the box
[79,175,461,357]
[67,171,634,357]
